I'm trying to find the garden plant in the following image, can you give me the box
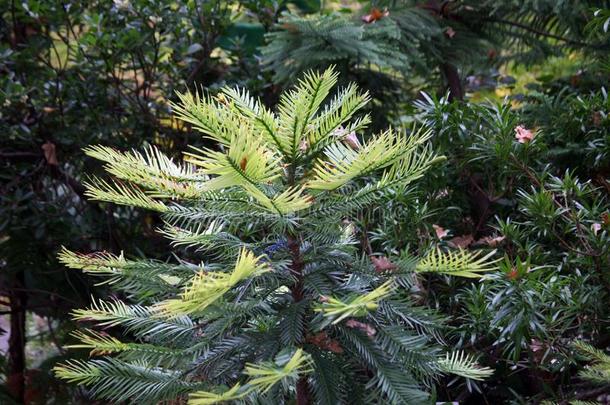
[2,1,610,404]
[54,68,496,404]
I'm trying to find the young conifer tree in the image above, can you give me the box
[55,67,495,404]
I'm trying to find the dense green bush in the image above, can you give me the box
[402,79,609,402]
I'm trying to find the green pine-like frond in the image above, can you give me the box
[574,341,609,363]
[171,88,240,145]
[278,300,307,346]
[58,247,193,298]
[315,280,394,324]
[159,221,244,252]
[377,299,447,342]
[72,299,194,343]
[192,335,251,378]
[68,329,192,366]
[164,191,280,225]
[59,247,127,274]
[243,184,313,215]
[189,383,246,405]
[54,358,198,403]
[220,87,282,154]
[574,340,610,385]
[164,206,285,236]
[310,145,442,217]
[84,145,206,198]
[306,128,431,191]
[276,67,339,159]
[415,249,498,278]
[310,351,347,405]
[245,349,313,393]
[158,248,270,315]
[184,133,281,191]
[189,350,312,404]
[69,329,130,356]
[578,363,610,385]
[84,176,168,212]
[337,327,429,404]
[261,13,408,83]
[375,326,439,379]
[306,83,370,155]
[437,351,493,381]
[377,143,444,188]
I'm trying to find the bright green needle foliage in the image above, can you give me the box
[184,135,281,190]
[315,280,394,325]
[68,329,131,356]
[307,129,431,190]
[416,248,499,278]
[59,247,128,274]
[158,248,270,315]
[189,383,245,405]
[56,67,496,404]
[437,351,494,381]
[189,349,312,404]
[245,349,313,393]
[84,145,207,198]
[84,177,169,212]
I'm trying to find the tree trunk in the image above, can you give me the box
[296,375,311,405]
[7,271,27,404]
[440,62,464,101]
[287,236,310,405]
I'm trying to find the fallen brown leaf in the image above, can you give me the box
[41,141,58,166]
[447,234,474,249]
[370,256,398,273]
[432,224,449,239]
[346,319,376,337]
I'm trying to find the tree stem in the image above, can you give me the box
[287,235,310,404]
[7,271,27,403]
[296,375,311,405]
[440,62,464,101]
